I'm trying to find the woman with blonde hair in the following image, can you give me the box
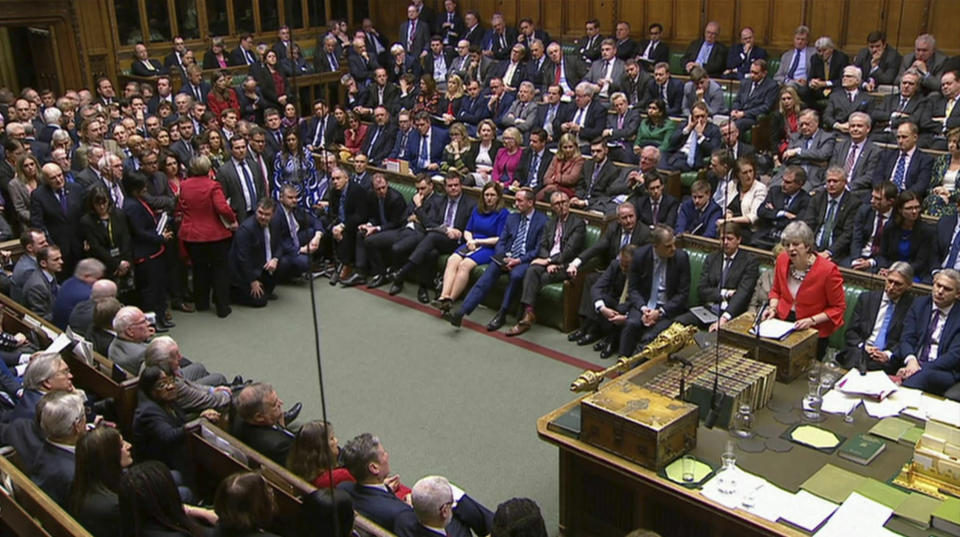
[440,122,475,179]
[466,119,502,186]
[537,133,584,201]
[492,127,523,187]
[439,74,466,124]
[770,86,803,157]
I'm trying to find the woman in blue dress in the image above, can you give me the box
[434,182,508,312]
[273,128,319,207]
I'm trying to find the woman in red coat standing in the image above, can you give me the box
[763,220,846,358]
[177,155,237,318]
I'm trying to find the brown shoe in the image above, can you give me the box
[339,265,352,280]
[506,311,536,337]
[177,302,196,313]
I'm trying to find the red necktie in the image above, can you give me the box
[555,63,562,84]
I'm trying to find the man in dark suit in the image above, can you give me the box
[170,115,197,167]
[577,19,603,64]
[533,85,571,143]
[634,172,679,229]
[924,69,960,148]
[723,27,767,80]
[637,23,670,71]
[853,31,902,90]
[30,390,86,508]
[321,168,367,284]
[230,34,258,66]
[555,82,605,144]
[830,112,882,199]
[545,43,587,97]
[388,111,417,161]
[515,128,553,191]
[754,166,810,249]
[567,203,651,345]
[22,245,62,321]
[675,179,723,238]
[717,121,755,163]
[619,226,690,357]
[30,163,84,274]
[148,75,175,115]
[778,109,835,191]
[357,67,400,119]
[461,11,484,49]
[802,167,863,263]
[572,139,621,214]
[873,122,933,195]
[397,476,494,537]
[842,262,915,371]
[613,21,639,62]
[130,43,166,77]
[405,112,450,175]
[585,245,637,358]
[892,269,960,395]
[365,176,431,290]
[869,71,931,145]
[445,188,546,329]
[301,99,343,153]
[228,198,282,308]
[343,174,407,287]
[437,0,465,47]
[390,174,475,304]
[51,258,102,329]
[273,184,323,284]
[315,35,344,74]
[485,76,515,128]
[729,59,779,132]
[163,36,188,73]
[644,62,684,116]
[807,37,849,101]
[604,91,641,163]
[217,137,265,223]
[506,190,586,336]
[849,181,898,271]
[454,78,490,135]
[271,25,294,63]
[661,103,721,172]
[896,34,948,95]
[491,44,529,92]
[234,383,296,465]
[422,36,455,87]
[361,106,398,167]
[823,66,874,132]
[482,13,517,62]
[614,59,652,108]
[179,65,211,105]
[676,222,759,330]
[680,21,727,77]
[449,39,475,80]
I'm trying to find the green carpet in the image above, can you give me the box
[170,278,611,532]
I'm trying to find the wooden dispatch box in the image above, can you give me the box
[719,312,817,382]
[580,379,699,471]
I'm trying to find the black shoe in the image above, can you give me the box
[216,306,232,318]
[567,329,585,342]
[444,310,463,328]
[577,331,603,346]
[388,281,404,296]
[266,292,279,301]
[486,311,506,331]
[340,273,367,287]
[283,402,303,425]
[593,340,607,352]
[367,274,387,289]
[417,286,430,304]
[232,375,245,385]
[600,341,616,359]
[431,297,452,313]
[329,264,343,286]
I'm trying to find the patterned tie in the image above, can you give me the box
[443,199,456,228]
[419,135,429,170]
[787,49,801,79]
[528,152,540,188]
[652,200,659,223]
[892,152,907,189]
[264,226,273,261]
[240,161,256,211]
[873,300,895,350]
[945,225,960,269]
[871,214,885,256]
[818,199,838,250]
[510,216,528,257]
[844,143,858,174]
[720,256,733,288]
[647,258,661,309]
[619,231,631,249]
[287,209,300,250]
[57,190,67,214]
[555,63,562,84]
[549,220,563,256]
[919,309,942,363]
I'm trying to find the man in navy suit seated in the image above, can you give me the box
[873,121,933,195]
[661,102,721,172]
[30,389,86,507]
[675,180,722,238]
[51,258,105,329]
[841,262,915,372]
[893,269,960,395]
[273,184,323,283]
[406,112,450,175]
[396,475,495,537]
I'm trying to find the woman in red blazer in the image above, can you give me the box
[763,220,846,358]
[178,155,237,318]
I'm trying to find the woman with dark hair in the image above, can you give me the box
[924,127,960,217]
[413,74,441,116]
[122,171,174,330]
[272,128,318,195]
[281,103,302,131]
[178,155,237,318]
[198,129,227,172]
[69,426,134,537]
[156,128,172,151]
[119,461,216,537]
[80,185,133,282]
[878,190,934,279]
[491,498,548,537]
[213,472,280,537]
[718,157,767,245]
[206,70,239,119]
[161,151,185,198]
[281,44,314,76]
[342,111,367,156]
[253,49,288,111]
[202,38,230,70]
[633,99,675,151]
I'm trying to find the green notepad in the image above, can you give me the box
[869,417,916,442]
[899,426,924,446]
[854,478,909,509]
[800,463,869,504]
[932,497,960,535]
[838,433,886,465]
[894,492,942,529]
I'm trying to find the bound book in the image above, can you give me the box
[838,433,886,465]
[932,498,960,536]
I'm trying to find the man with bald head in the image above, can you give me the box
[30,163,84,274]
[68,278,117,336]
[52,258,105,329]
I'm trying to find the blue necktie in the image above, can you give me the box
[528,153,540,188]
[338,187,347,222]
[511,216,528,258]
[946,227,960,269]
[873,300,895,350]
[419,135,429,170]
[685,130,698,168]
[787,49,801,79]
[240,161,256,212]
[892,152,907,189]
[57,190,67,214]
[647,259,662,309]
[818,199,837,250]
[287,210,300,250]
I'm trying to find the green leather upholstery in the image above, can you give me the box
[392,183,417,204]
[686,250,709,306]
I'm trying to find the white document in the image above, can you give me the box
[813,492,894,537]
[780,490,838,531]
[863,397,907,419]
[835,369,898,400]
[45,332,72,354]
[750,318,795,339]
[155,212,169,235]
[889,386,923,408]
[927,398,960,427]
[743,482,794,522]
[820,389,860,415]
[699,467,767,510]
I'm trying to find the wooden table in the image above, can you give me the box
[537,347,936,537]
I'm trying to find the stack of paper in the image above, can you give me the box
[700,468,834,528]
[902,395,960,427]
[813,492,898,537]
[820,389,860,415]
[863,397,908,418]
[780,490,839,531]
[835,370,898,400]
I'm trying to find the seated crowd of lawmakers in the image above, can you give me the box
[2,2,960,533]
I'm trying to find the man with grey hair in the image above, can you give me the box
[829,112,881,198]
[801,167,862,262]
[75,144,106,191]
[500,81,537,134]
[8,351,75,422]
[807,37,849,98]
[396,475,495,537]
[778,109,835,191]
[823,65,872,133]
[143,336,231,413]
[52,257,105,329]
[97,153,125,207]
[774,26,816,90]
[897,33,948,94]
[68,278,117,336]
[893,269,960,395]
[22,245,63,321]
[842,261,915,371]
[233,382,298,465]
[108,305,155,374]
[556,81,604,143]
[30,389,86,507]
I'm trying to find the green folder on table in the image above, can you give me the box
[894,492,942,529]
[800,463,868,504]
[854,478,909,509]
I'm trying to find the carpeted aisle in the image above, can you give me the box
[171,278,612,532]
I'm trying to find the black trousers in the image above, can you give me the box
[185,239,231,316]
[407,231,459,285]
[134,254,168,319]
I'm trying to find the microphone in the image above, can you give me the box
[668,354,693,367]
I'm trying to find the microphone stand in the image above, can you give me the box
[705,165,732,428]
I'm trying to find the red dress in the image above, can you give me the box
[207,89,241,119]
[769,251,846,339]
[345,124,368,155]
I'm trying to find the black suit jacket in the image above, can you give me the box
[877,220,934,276]
[421,193,475,233]
[576,159,621,210]
[130,58,166,77]
[29,182,84,264]
[643,78,684,116]
[301,114,344,150]
[873,148,933,194]
[362,123,398,166]
[485,28,518,61]
[542,57,587,92]
[936,214,959,271]
[230,46,257,66]
[577,222,651,268]
[853,45,901,86]
[462,24,485,48]
[235,421,294,466]
[635,193,679,229]
[870,93,930,135]
[216,158,266,221]
[553,102,605,143]
[628,245,690,318]
[850,204,891,266]
[339,482,412,532]
[756,186,811,239]
[515,148,553,189]
[537,215,586,265]
[809,50,850,90]
[637,40,670,66]
[367,187,407,230]
[801,191,862,260]
[698,249,760,319]
[592,258,629,310]
[30,442,74,507]
[132,396,191,478]
[680,39,727,77]
[823,89,874,128]
[228,216,280,287]
[615,39,640,61]
[731,76,779,120]
[323,183,368,233]
[843,289,914,370]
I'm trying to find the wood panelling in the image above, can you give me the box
[808,0,843,49]
[705,0,738,44]
[672,0,702,44]
[883,0,928,52]
[645,0,674,42]
[843,0,888,51]
[737,0,770,44]
[926,0,955,53]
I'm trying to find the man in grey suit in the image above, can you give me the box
[144,336,231,413]
[399,4,431,59]
[896,33,948,95]
[830,112,881,199]
[777,109,836,191]
[11,228,47,303]
[22,245,62,321]
[774,26,816,88]
[603,92,641,164]
[824,66,874,133]
[108,306,153,374]
[500,82,538,136]
[681,66,728,118]
[870,70,931,144]
[216,136,266,222]
[583,38,625,101]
